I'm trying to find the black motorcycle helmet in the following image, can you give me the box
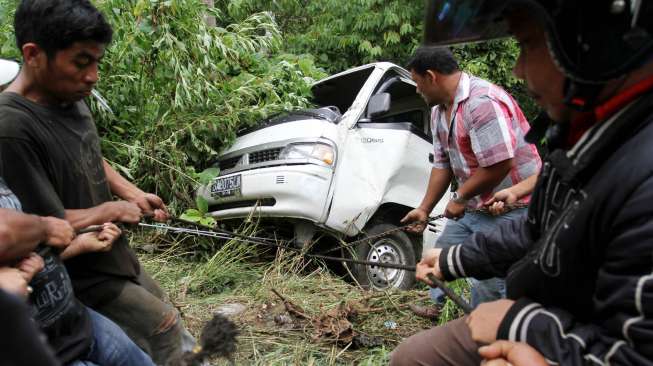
[423,0,653,109]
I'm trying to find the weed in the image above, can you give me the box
[134,227,469,365]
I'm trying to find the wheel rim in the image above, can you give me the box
[366,237,407,290]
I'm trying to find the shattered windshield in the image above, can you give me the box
[237,65,375,136]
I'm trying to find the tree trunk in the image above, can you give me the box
[204,0,216,27]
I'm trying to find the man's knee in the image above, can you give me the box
[389,340,417,366]
[390,318,481,366]
[155,308,179,335]
[389,329,438,366]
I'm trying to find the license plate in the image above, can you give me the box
[210,175,242,198]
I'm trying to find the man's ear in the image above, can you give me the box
[426,70,438,85]
[22,43,45,69]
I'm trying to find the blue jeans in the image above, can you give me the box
[67,307,155,366]
[430,209,526,308]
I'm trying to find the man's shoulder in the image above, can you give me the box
[467,76,507,100]
[465,76,520,115]
[0,94,38,139]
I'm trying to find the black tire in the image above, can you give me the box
[349,222,416,290]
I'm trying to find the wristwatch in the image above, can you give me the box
[451,191,469,204]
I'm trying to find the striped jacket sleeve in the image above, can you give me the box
[494,177,653,365]
[438,177,653,365]
[438,211,533,281]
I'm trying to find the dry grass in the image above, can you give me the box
[131,226,468,366]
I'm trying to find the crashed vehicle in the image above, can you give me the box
[197,62,451,290]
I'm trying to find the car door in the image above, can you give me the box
[324,68,435,235]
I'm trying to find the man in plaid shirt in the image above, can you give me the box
[401,46,541,309]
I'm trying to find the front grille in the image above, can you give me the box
[249,147,282,164]
[219,155,242,170]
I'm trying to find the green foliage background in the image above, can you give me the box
[0,0,326,210]
[219,0,538,117]
[0,0,537,211]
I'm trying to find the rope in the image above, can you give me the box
[73,203,529,313]
[316,203,528,255]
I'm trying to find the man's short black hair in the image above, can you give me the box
[14,0,113,58]
[407,46,459,76]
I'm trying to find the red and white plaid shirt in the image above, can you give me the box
[431,73,542,209]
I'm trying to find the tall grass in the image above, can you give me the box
[134,224,468,365]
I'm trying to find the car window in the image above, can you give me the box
[311,66,375,114]
[364,70,430,139]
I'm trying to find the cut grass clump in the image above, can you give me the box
[133,228,469,365]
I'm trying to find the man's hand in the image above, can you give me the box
[15,252,44,283]
[102,201,142,224]
[40,216,75,248]
[78,223,121,253]
[479,340,549,366]
[62,222,121,260]
[444,200,466,219]
[484,189,518,216]
[400,208,429,233]
[128,192,169,222]
[415,248,443,285]
[0,267,31,298]
[466,299,515,344]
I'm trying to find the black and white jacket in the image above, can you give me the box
[439,94,653,365]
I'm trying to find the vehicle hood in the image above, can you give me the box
[222,119,340,155]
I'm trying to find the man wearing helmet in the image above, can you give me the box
[391,0,653,365]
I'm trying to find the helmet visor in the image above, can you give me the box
[424,0,513,46]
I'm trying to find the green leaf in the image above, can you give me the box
[399,23,413,36]
[180,209,203,223]
[199,216,217,227]
[196,196,209,215]
[198,167,220,185]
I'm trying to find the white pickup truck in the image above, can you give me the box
[197,62,450,290]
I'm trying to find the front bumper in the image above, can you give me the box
[198,164,333,222]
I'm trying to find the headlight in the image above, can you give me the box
[279,142,335,165]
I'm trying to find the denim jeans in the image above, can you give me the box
[66,307,155,366]
[429,208,526,308]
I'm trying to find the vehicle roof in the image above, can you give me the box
[312,62,410,86]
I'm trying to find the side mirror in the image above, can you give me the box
[367,93,391,118]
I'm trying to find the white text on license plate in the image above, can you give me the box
[210,175,242,198]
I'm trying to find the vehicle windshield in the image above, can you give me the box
[310,65,375,113]
[237,65,375,136]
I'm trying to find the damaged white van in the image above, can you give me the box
[197,62,450,290]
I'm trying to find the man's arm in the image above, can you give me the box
[0,209,46,262]
[60,223,120,260]
[416,204,533,288]
[445,158,514,217]
[103,160,168,221]
[494,176,653,365]
[444,95,524,218]
[0,209,74,263]
[401,167,452,233]
[103,160,141,201]
[65,201,141,230]
[64,160,159,229]
[435,212,533,281]
[418,167,453,213]
[456,159,513,200]
[485,174,538,216]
